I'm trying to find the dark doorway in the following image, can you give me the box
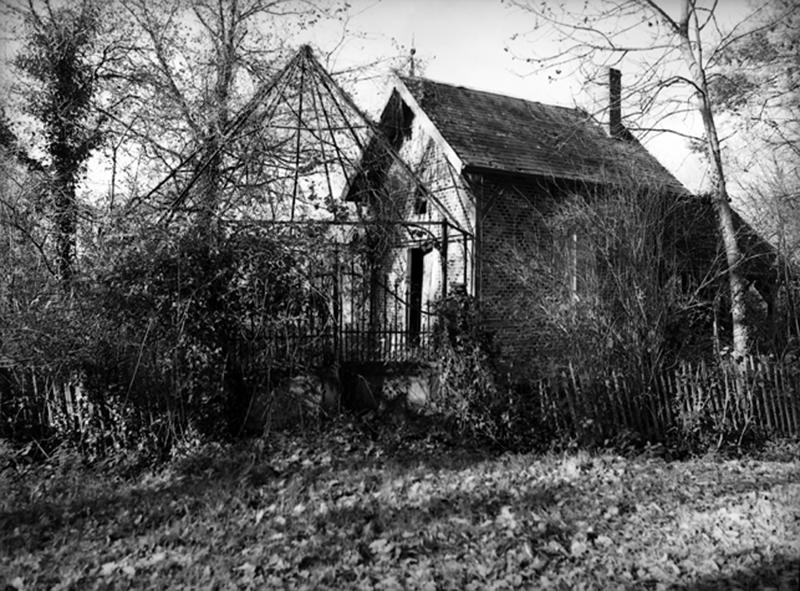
[408,248,424,345]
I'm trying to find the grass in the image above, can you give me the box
[2,426,799,590]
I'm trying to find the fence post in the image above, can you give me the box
[603,372,621,438]
[441,220,448,299]
[333,245,340,360]
[790,362,800,435]
[610,370,628,433]
[761,357,778,434]
[656,369,672,437]
[562,367,579,437]
[770,358,789,436]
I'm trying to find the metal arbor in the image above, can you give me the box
[158,45,471,363]
[157,45,462,229]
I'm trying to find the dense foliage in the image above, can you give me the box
[1,223,335,456]
[429,291,504,442]
[14,0,108,282]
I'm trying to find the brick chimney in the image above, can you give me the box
[609,68,623,137]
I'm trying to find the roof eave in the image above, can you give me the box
[462,163,688,196]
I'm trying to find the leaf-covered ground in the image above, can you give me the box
[2,427,799,590]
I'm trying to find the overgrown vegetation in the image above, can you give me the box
[1,0,798,464]
[13,0,107,283]
[429,291,504,443]
[1,3,799,588]
[426,278,798,456]
[1,223,335,457]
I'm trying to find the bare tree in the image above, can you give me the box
[0,110,53,280]
[507,0,798,357]
[710,0,799,168]
[107,0,350,233]
[710,0,800,274]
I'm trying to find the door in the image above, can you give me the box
[407,248,424,345]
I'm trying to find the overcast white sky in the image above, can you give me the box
[1,0,762,199]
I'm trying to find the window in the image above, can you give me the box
[407,248,425,344]
[567,231,579,300]
[557,229,595,301]
[413,186,427,215]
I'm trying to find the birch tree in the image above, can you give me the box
[507,0,797,357]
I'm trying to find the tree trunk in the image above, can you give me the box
[674,1,750,357]
[53,176,77,284]
[196,0,238,236]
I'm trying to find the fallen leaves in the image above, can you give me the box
[1,432,799,590]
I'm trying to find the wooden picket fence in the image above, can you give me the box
[533,356,800,442]
[0,368,184,454]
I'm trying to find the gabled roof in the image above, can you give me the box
[397,76,686,194]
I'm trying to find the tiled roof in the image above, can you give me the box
[399,76,686,193]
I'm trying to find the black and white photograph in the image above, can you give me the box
[1,0,798,588]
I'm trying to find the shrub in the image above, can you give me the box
[429,291,497,442]
[1,222,337,457]
[429,291,525,446]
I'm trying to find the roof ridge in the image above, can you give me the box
[400,75,585,115]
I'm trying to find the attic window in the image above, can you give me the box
[399,100,414,141]
[413,186,427,215]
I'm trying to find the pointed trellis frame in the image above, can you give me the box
[152,44,469,238]
[144,45,474,363]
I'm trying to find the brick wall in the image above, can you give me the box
[474,174,588,378]
[377,114,592,376]
[371,94,601,376]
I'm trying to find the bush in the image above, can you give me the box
[428,291,501,442]
[428,290,544,448]
[1,222,336,457]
